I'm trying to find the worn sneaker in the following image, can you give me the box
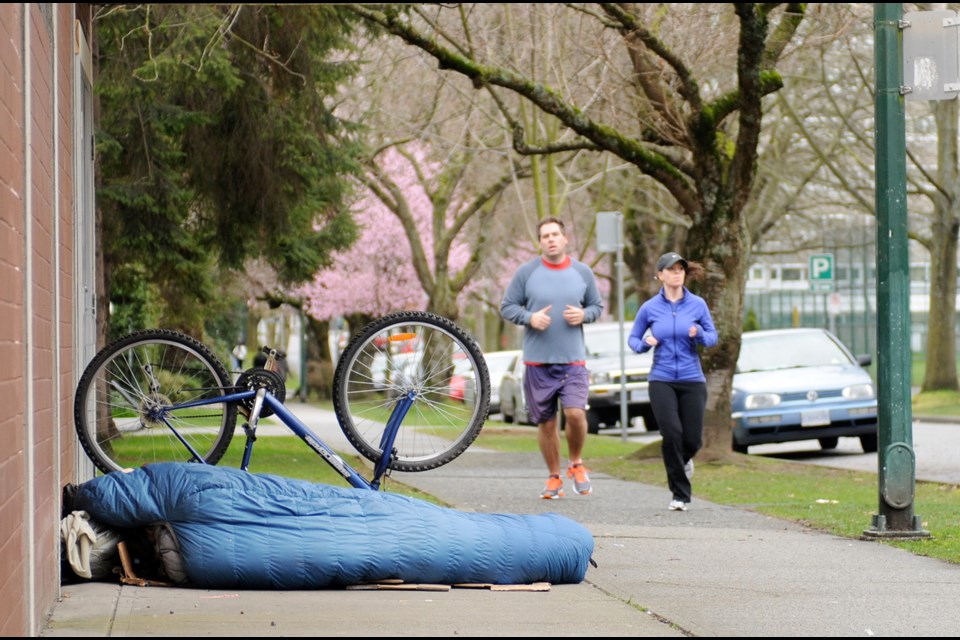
[684,459,694,479]
[541,475,564,499]
[566,463,593,495]
[668,499,687,511]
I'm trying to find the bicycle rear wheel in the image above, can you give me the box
[333,311,490,472]
[74,329,238,474]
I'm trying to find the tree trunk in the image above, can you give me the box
[304,315,334,400]
[428,280,460,322]
[924,229,959,390]
[685,209,749,462]
[922,99,960,392]
[344,312,374,341]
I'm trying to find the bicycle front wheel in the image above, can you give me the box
[333,311,490,472]
[74,329,238,474]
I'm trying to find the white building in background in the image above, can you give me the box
[744,243,950,355]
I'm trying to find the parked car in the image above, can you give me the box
[582,322,656,434]
[370,351,420,393]
[498,322,657,434]
[481,350,522,414]
[448,352,471,402]
[731,327,878,454]
[498,354,531,425]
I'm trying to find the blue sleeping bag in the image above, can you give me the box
[72,463,594,589]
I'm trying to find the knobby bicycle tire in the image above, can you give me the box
[333,311,490,472]
[74,329,238,474]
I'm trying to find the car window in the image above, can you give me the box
[738,331,855,373]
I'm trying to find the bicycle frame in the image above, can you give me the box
[155,387,415,491]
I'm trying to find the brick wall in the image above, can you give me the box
[0,4,80,635]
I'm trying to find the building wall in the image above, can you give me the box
[0,5,28,634]
[0,4,83,636]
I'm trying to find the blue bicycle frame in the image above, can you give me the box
[153,387,415,491]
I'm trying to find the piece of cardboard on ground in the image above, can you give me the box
[348,581,551,592]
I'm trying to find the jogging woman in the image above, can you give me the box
[628,252,717,511]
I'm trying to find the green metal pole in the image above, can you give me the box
[864,3,928,538]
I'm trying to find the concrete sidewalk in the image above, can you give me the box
[42,404,960,637]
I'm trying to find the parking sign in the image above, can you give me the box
[809,254,834,292]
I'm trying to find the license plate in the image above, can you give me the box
[801,409,831,427]
[630,389,649,403]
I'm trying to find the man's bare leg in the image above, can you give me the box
[563,407,592,494]
[564,407,587,463]
[538,415,562,475]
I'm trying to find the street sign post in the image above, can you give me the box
[595,211,629,441]
[867,4,928,539]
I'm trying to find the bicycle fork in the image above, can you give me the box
[371,390,416,489]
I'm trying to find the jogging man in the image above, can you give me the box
[500,217,603,498]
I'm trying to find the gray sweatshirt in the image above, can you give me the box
[500,256,603,363]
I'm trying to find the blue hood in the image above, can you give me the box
[733,365,872,394]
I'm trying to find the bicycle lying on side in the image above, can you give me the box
[73,311,490,490]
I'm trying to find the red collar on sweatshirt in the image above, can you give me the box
[541,256,571,270]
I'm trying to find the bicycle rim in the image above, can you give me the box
[334,312,489,472]
[74,331,237,474]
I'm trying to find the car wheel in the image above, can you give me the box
[586,409,601,435]
[639,405,659,432]
[732,438,748,454]
[518,398,532,426]
[860,433,879,453]
[502,396,514,423]
[818,437,839,450]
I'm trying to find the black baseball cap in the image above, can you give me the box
[656,252,688,272]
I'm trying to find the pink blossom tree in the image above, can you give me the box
[300,143,525,325]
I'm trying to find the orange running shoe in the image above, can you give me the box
[540,474,564,499]
[566,463,592,495]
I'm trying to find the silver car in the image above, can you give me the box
[481,350,522,415]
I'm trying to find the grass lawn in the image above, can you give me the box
[475,422,960,565]
[912,389,960,416]
[100,433,446,504]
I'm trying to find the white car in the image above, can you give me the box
[481,350,521,415]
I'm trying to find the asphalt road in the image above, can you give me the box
[748,419,960,484]
[588,416,960,484]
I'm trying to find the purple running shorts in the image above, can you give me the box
[522,363,589,425]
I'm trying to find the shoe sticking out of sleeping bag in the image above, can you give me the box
[70,462,595,589]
